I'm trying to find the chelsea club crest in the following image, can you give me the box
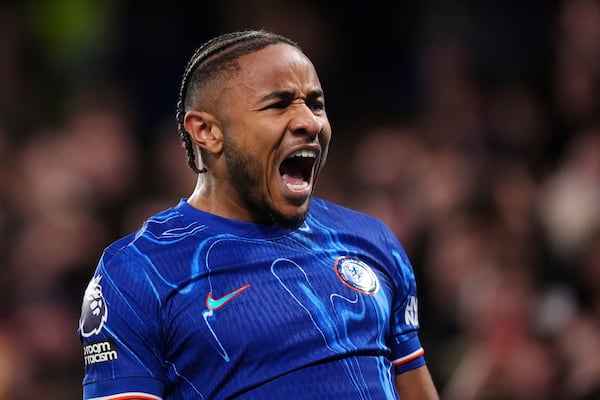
[334,256,380,295]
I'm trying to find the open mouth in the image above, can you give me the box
[279,149,318,192]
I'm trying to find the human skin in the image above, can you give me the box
[183,42,439,400]
[184,43,331,227]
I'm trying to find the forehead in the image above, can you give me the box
[231,43,322,94]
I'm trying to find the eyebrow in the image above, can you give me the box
[259,88,324,103]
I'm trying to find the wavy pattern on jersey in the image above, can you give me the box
[142,212,208,244]
[98,263,163,377]
[184,212,399,397]
[192,235,271,362]
[192,231,339,363]
[83,199,420,399]
[98,212,214,398]
[271,257,376,400]
[165,360,206,399]
[311,212,399,399]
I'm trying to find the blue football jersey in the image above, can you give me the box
[78,198,426,399]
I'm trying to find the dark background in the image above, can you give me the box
[1,1,599,398]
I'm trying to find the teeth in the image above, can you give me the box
[289,149,317,159]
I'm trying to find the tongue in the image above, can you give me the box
[280,164,305,186]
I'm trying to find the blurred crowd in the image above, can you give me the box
[1,1,599,399]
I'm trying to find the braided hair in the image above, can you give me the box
[176,30,300,173]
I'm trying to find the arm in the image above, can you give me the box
[395,365,439,400]
[379,225,438,399]
[79,251,165,400]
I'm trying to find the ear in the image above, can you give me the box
[184,110,224,154]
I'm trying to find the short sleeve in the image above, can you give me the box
[78,248,165,399]
[382,228,427,374]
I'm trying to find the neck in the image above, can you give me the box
[187,174,254,222]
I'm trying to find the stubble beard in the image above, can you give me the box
[223,137,308,229]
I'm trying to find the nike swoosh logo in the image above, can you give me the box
[206,284,250,310]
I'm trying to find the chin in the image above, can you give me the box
[268,203,310,229]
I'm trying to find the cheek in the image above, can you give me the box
[320,148,329,169]
[319,129,332,165]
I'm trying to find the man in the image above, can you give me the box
[78,30,439,399]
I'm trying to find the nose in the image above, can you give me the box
[288,104,324,139]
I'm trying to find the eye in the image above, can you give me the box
[309,100,325,113]
[270,101,290,109]
[306,90,325,113]
[259,100,291,111]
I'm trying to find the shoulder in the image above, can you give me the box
[310,197,392,233]
[100,203,206,273]
[309,197,412,272]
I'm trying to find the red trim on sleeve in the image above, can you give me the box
[392,348,425,366]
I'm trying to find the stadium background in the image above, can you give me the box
[1,0,599,398]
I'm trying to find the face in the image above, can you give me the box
[216,43,331,227]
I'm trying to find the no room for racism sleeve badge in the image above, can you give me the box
[79,275,108,337]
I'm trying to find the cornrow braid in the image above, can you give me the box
[175,30,299,173]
